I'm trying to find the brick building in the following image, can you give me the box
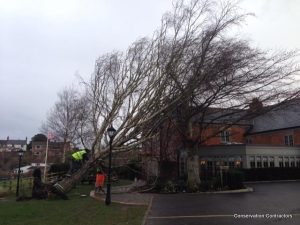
[0,136,27,152]
[31,134,71,164]
[142,101,300,179]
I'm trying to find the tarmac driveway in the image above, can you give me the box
[145,181,300,225]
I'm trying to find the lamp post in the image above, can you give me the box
[16,149,24,197]
[105,125,116,205]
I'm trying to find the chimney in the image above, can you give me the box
[248,98,263,115]
[7,136,9,141]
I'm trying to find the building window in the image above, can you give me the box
[221,130,230,143]
[269,157,275,168]
[34,151,40,155]
[207,161,213,168]
[234,156,242,168]
[256,156,262,168]
[36,145,41,149]
[263,157,268,168]
[296,157,300,168]
[250,156,255,168]
[228,161,234,168]
[228,157,234,168]
[246,138,252,144]
[284,135,294,146]
[284,157,289,167]
[278,157,283,167]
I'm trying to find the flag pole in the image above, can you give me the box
[43,136,49,182]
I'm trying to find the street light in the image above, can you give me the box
[16,149,24,197]
[105,125,116,205]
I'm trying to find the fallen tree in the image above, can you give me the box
[50,0,300,194]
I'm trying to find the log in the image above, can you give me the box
[52,159,98,195]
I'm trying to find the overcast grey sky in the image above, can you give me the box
[0,0,299,141]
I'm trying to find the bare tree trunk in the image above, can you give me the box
[187,154,200,189]
[52,158,98,194]
[62,139,67,163]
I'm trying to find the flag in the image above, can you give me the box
[47,131,54,140]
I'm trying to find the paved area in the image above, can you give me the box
[90,179,152,205]
[91,191,152,205]
[145,181,300,225]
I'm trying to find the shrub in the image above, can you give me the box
[198,177,223,191]
[199,180,211,192]
[145,176,163,192]
[115,160,142,180]
[163,180,177,193]
[48,163,69,174]
[227,169,245,190]
[176,178,187,192]
[187,182,200,192]
[242,168,300,181]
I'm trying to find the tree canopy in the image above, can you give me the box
[44,0,300,159]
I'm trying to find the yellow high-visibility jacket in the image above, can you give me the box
[72,150,86,161]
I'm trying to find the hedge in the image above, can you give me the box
[241,167,300,181]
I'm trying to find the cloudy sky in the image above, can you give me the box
[0,0,299,141]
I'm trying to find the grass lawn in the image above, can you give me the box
[0,184,147,225]
[0,177,33,193]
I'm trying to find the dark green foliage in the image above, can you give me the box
[144,176,171,193]
[199,169,245,191]
[163,180,177,193]
[115,160,142,180]
[145,176,188,193]
[160,161,178,182]
[226,169,245,190]
[148,176,163,192]
[242,167,300,181]
[199,177,223,191]
[176,176,187,192]
[48,163,70,174]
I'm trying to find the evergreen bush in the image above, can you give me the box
[227,169,245,190]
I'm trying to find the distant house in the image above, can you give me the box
[141,100,300,179]
[13,163,48,175]
[30,134,71,164]
[0,136,27,152]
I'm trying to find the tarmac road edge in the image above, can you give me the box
[142,195,153,225]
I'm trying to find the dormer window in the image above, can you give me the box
[284,135,293,146]
[221,130,230,143]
